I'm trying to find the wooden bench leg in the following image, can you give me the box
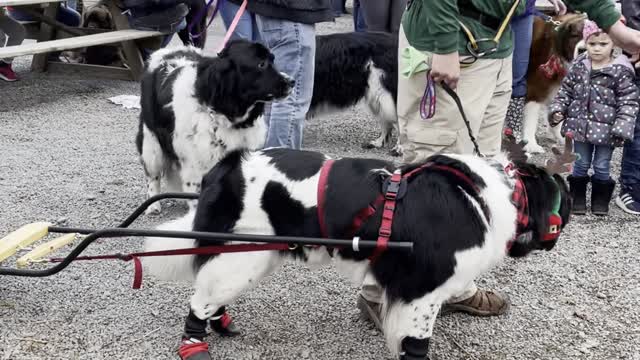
[31,3,60,73]
[106,1,147,81]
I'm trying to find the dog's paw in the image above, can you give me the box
[145,202,162,215]
[523,142,545,154]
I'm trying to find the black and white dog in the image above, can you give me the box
[144,142,572,359]
[136,40,294,214]
[310,32,399,154]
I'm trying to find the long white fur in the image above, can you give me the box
[143,151,520,356]
[140,48,267,214]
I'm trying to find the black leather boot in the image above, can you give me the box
[567,175,589,215]
[591,178,616,216]
[399,337,430,360]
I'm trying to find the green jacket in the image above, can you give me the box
[402,0,622,59]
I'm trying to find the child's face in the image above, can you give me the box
[586,33,614,63]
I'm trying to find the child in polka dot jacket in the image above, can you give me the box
[549,19,640,216]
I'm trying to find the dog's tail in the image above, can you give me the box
[142,211,198,282]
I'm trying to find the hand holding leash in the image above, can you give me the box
[431,52,460,90]
[549,112,564,127]
[548,0,567,16]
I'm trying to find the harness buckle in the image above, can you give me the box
[379,227,391,238]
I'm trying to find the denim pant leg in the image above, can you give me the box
[510,14,533,98]
[255,16,315,150]
[592,145,614,181]
[219,0,257,42]
[8,5,80,26]
[353,0,367,32]
[620,115,640,194]
[573,141,594,178]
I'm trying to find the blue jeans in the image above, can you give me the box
[219,0,257,42]
[510,14,533,98]
[8,3,81,27]
[353,0,367,32]
[254,15,316,149]
[573,142,614,181]
[331,0,344,16]
[620,113,640,196]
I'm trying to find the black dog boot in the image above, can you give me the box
[180,311,211,360]
[399,337,430,360]
[567,175,589,215]
[209,306,241,337]
[591,178,616,216]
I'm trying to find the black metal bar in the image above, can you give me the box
[0,227,413,277]
[117,192,199,228]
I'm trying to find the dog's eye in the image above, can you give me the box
[258,61,267,69]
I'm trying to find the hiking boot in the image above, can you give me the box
[0,61,18,82]
[591,178,616,216]
[357,293,383,330]
[440,289,510,317]
[616,188,640,215]
[567,175,589,215]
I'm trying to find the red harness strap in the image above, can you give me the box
[317,160,482,262]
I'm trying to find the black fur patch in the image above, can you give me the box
[264,148,326,181]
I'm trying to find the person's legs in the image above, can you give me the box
[476,55,513,156]
[388,0,407,35]
[504,14,533,139]
[591,145,616,215]
[353,0,367,32]
[56,4,82,26]
[0,13,26,81]
[331,0,343,17]
[254,16,315,150]
[219,0,256,41]
[617,116,640,214]
[359,0,390,32]
[572,141,594,178]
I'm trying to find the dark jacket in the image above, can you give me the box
[228,0,333,24]
[550,53,639,147]
[622,0,640,31]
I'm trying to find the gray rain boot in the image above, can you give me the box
[504,96,526,140]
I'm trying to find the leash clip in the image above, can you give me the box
[466,39,499,58]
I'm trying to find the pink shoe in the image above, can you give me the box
[0,62,18,82]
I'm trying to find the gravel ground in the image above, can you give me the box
[1,8,639,360]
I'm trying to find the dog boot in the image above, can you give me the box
[567,175,589,215]
[209,307,241,337]
[504,96,526,140]
[591,178,616,216]
[178,338,211,360]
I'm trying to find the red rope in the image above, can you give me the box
[178,341,209,360]
[49,243,291,289]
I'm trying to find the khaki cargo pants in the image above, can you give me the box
[397,26,513,163]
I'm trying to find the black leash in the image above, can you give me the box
[440,82,484,157]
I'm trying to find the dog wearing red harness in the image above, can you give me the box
[143,135,573,360]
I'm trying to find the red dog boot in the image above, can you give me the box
[209,306,241,337]
[178,338,211,360]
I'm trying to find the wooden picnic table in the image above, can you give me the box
[0,0,164,80]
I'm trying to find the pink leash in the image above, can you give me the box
[216,0,248,53]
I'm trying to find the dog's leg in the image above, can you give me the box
[190,250,285,327]
[383,295,440,360]
[522,101,545,153]
[180,161,205,211]
[390,115,403,157]
[140,127,165,214]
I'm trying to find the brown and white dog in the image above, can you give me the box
[522,13,587,153]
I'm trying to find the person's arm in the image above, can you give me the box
[421,0,461,88]
[548,69,577,126]
[612,68,640,141]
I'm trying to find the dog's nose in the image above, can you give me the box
[286,78,295,88]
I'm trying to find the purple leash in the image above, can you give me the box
[420,72,436,119]
[188,0,224,40]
